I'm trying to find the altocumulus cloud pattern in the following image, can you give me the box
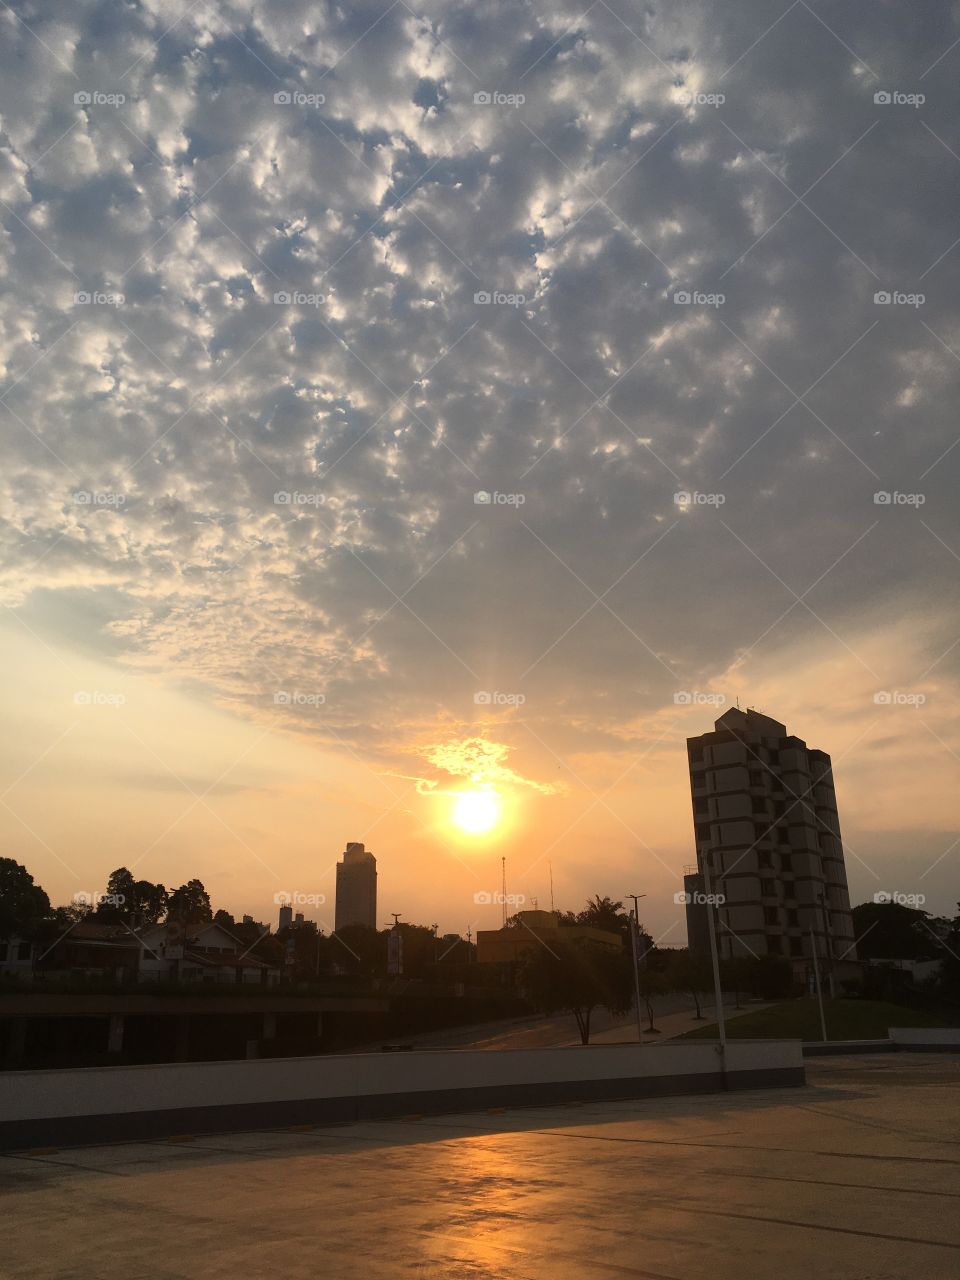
[2,0,960,767]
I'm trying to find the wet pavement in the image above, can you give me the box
[4,1053,959,1280]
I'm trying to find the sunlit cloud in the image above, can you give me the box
[410,737,565,797]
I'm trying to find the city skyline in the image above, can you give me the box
[3,697,953,944]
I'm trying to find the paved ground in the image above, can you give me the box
[4,1053,959,1280]
[396,995,759,1052]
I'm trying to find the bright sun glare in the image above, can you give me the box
[451,789,501,835]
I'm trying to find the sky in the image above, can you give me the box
[1,0,959,943]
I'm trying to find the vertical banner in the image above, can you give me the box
[387,929,404,976]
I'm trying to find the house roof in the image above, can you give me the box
[142,921,259,949]
[183,948,272,970]
[67,922,137,943]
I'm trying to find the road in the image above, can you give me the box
[387,993,755,1051]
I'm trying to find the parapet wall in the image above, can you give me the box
[0,1038,804,1150]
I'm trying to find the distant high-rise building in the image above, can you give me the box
[277,903,293,931]
[685,707,856,971]
[335,842,377,931]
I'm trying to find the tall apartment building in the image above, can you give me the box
[685,707,856,971]
[334,841,378,931]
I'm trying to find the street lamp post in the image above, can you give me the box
[701,859,726,1051]
[625,893,647,1046]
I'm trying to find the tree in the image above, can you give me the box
[166,879,212,929]
[578,895,630,940]
[276,920,322,979]
[522,938,633,1044]
[93,867,168,926]
[0,858,50,934]
[720,955,754,1009]
[131,878,168,925]
[667,950,712,1019]
[748,954,794,1000]
[331,923,382,975]
[391,922,440,979]
[637,967,668,1033]
[851,900,938,961]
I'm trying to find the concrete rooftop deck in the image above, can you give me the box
[5,1053,959,1280]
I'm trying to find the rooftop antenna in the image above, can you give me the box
[735,695,741,710]
[388,913,402,928]
[501,856,507,926]
[549,861,555,916]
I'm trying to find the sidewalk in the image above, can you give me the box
[567,1000,772,1046]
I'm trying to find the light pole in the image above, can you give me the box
[701,859,726,1051]
[625,893,647,1045]
[810,927,828,1042]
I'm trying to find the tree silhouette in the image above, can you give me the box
[666,950,712,1019]
[578,895,627,932]
[0,858,51,934]
[95,867,168,925]
[166,879,212,929]
[523,937,632,1044]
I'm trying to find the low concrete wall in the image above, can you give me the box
[0,1039,803,1150]
[803,1039,894,1055]
[802,1027,960,1055]
[889,1026,960,1050]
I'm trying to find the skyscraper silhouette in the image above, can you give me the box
[335,842,378,931]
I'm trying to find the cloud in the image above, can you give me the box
[1,0,959,793]
[416,735,564,795]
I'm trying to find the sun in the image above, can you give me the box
[451,789,501,836]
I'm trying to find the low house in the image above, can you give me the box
[0,936,36,979]
[34,922,141,983]
[138,921,280,986]
[477,910,623,965]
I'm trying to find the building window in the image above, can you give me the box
[696,823,711,840]
[751,797,767,814]
[789,937,803,956]
[780,852,792,871]
[760,879,776,898]
[694,798,709,815]
[689,746,703,763]
[0,943,7,962]
[787,909,798,926]
[767,935,782,953]
[758,851,772,869]
[764,907,779,926]
[17,941,30,961]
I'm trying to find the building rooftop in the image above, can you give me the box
[714,706,788,736]
[342,842,376,865]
